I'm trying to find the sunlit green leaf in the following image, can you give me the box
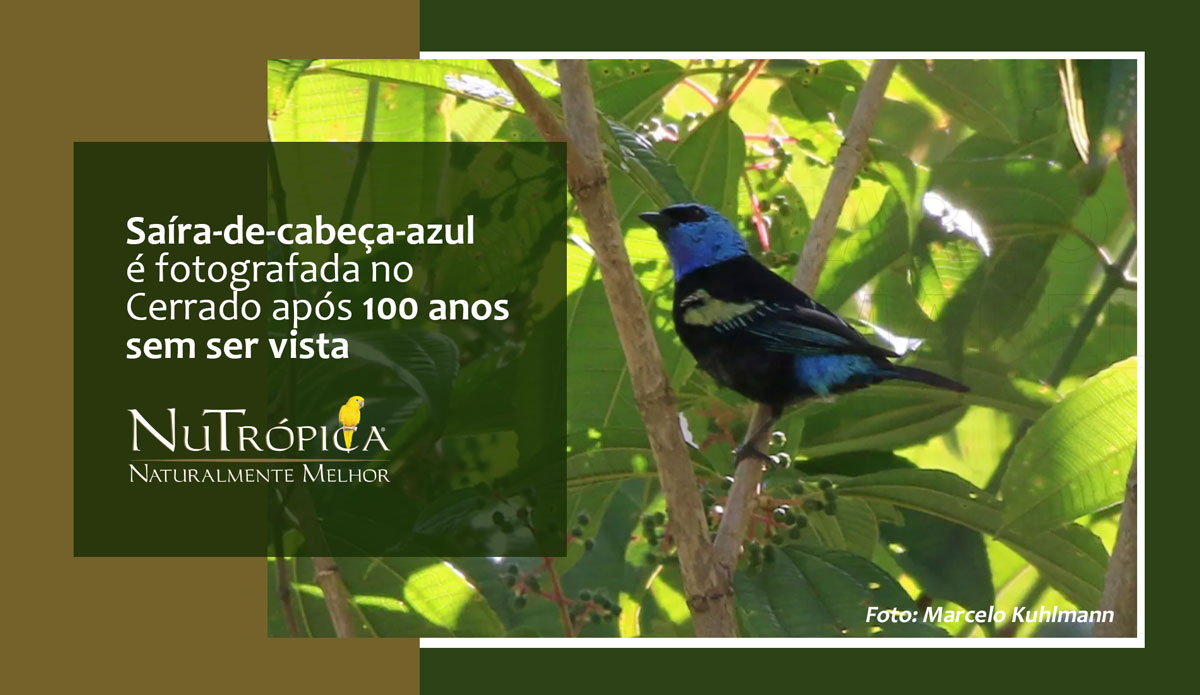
[1001,358,1137,533]
[735,545,946,637]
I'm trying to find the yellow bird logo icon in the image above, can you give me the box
[338,396,365,449]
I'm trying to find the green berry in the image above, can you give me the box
[579,590,592,601]
[584,538,596,551]
[507,563,520,575]
[721,476,734,490]
[525,576,541,592]
[577,512,590,526]
[773,508,788,524]
[590,612,602,625]
[803,498,823,513]
[818,478,834,490]
[792,482,807,495]
[784,509,797,525]
[794,514,809,529]
[763,545,777,562]
[571,526,584,538]
[492,511,505,526]
[653,511,666,526]
[823,500,837,516]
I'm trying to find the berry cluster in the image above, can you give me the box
[571,511,596,552]
[640,510,676,565]
[568,589,622,627]
[499,556,621,636]
[704,474,842,568]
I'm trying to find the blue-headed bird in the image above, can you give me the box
[639,203,968,463]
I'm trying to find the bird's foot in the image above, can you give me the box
[732,443,774,466]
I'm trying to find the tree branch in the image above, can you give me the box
[544,60,736,636]
[711,59,898,578]
[1095,115,1138,638]
[793,60,897,295]
[311,556,358,638]
[488,60,568,144]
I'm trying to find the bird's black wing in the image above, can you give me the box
[675,255,899,359]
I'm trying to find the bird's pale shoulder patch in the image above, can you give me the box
[680,289,760,329]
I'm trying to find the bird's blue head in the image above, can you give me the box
[639,203,749,280]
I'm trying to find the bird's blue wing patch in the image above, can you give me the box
[795,354,880,397]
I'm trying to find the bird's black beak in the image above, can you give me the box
[639,212,669,234]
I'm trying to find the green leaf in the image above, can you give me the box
[285,557,506,637]
[815,189,910,309]
[590,60,685,124]
[734,545,946,637]
[790,389,967,457]
[665,110,746,218]
[1068,59,1137,193]
[268,59,315,119]
[923,144,1084,355]
[604,119,690,207]
[1001,358,1137,533]
[769,61,863,123]
[899,60,1065,145]
[903,353,1061,420]
[880,511,994,613]
[836,469,1108,609]
[452,557,566,636]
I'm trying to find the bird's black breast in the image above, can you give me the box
[672,257,806,412]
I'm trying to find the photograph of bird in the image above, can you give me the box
[338,395,365,449]
[639,203,969,463]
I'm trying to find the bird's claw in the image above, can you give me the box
[732,443,773,466]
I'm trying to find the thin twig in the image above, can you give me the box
[741,171,770,251]
[540,558,574,637]
[681,78,719,107]
[1095,115,1138,638]
[488,60,568,143]
[272,514,300,637]
[712,59,898,576]
[723,60,767,108]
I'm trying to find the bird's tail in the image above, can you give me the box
[888,365,969,392]
[343,428,353,449]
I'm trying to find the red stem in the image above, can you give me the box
[681,78,718,107]
[541,557,574,637]
[745,133,797,144]
[742,171,771,251]
[726,59,767,107]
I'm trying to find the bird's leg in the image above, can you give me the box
[732,408,780,466]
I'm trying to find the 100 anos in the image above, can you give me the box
[363,297,510,322]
